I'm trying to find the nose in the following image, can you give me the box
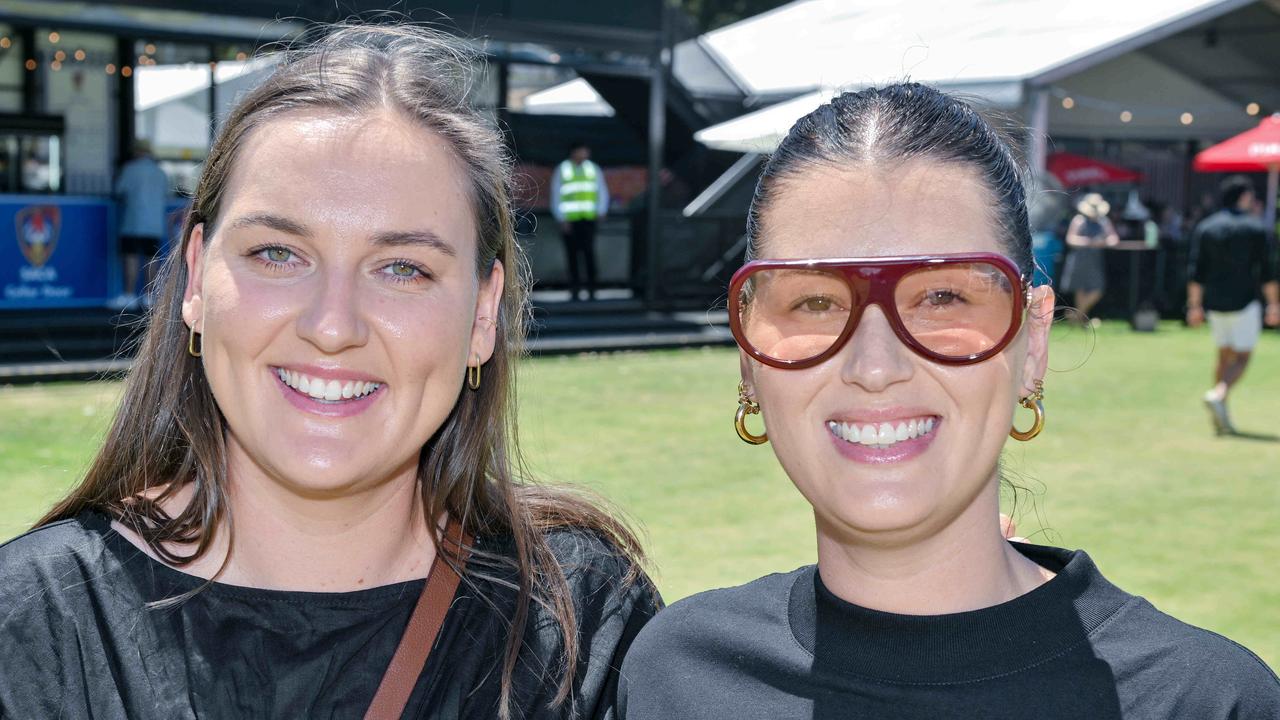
[295,267,370,354]
[837,303,914,392]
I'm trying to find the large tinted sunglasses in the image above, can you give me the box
[729,253,1030,369]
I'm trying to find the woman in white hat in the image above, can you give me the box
[1059,192,1120,323]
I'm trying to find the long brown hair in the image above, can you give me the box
[40,23,646,717]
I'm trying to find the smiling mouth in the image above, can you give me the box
[273,367,383,403]
[826,416,938,448]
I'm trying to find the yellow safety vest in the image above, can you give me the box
[557,160,601,221]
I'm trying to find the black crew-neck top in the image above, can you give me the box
[0,510,659,719]
[1188,208,1277,312]
[618,543,1280,719]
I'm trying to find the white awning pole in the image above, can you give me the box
[1028,86,1050,181]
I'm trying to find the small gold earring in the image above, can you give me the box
[735,381,768,445]
[1010,379,1044,441]
[467,352,482,391]
[187,324,202,358]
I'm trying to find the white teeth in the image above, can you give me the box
[844,422,860,443]
[877,423,894,444]
[860,424,877,445]
[275,368,382,402]
[829,416,939,448]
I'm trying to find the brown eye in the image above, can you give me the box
[925,289,962,306]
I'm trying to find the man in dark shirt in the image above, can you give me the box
[1186,176,1280,434]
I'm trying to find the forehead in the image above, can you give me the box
[756,159,1003,259]
[217,109,475,246]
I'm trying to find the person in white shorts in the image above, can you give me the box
[1186,176,1280,434]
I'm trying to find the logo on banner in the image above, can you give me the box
[15,205,61,268]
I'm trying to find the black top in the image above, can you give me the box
[0,511,659,719]
[1188,209,1278,312]
[618,543,1280,719]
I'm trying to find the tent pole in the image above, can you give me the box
[1028,86,1049,180]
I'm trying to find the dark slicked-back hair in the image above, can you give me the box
[746,83,1033,275]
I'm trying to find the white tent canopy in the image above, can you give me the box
[694,0,1269,153]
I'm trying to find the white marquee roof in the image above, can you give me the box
[700,0,1252,97]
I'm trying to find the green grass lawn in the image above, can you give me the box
[2,321,1277,668]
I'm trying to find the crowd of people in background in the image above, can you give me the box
[1032,174,1279,435]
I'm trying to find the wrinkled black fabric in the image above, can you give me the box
[0,511,659,719]
[618,544,1280,719]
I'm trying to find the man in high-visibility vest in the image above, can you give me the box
[551,141,610,300]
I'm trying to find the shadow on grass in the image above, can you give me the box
[1223,430,1279,443]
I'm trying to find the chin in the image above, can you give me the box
[809,472,944,538]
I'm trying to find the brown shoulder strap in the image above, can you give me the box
[364,517,470,720]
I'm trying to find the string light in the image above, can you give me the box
[121,65,132,77]
[1120,110,1132,123]
[1180,112,1194,125]
[50,60,62,71]
[1246,102,1260,116]
[48,31,60,44]
[24,59,36,71]
[105,63,116,75]
[53,50,65,62]
[144,42,156,55]
[1061,97,1075,109]
[74,49,85,61]
[235,51,247,61]
[0,37,11,49]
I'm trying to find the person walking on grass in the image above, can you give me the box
[551,140,609,301]
[1187,175,1280,435]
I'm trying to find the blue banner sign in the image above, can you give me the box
[1,195,113,309]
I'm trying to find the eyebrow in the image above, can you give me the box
[225,212,456,257]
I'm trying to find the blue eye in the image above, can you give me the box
[264,247,292,263]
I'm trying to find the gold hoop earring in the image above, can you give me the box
[467,353,482,391]
[735,381,768,445]
[187,325,202,358]
[1010,379,1044,441]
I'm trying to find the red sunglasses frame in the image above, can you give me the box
[728,252,1031,369]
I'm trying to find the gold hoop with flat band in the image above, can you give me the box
[187,325,202,358]
[467,353,482,391]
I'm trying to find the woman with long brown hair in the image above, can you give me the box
[0,25,655,719]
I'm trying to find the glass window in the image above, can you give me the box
[0,25,23,112]
[133,39,211,194]
[212,43,277,132]
[39,29,115,194]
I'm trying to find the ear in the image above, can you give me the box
[469,260,506,364]
[181,223,206,332]
[1020,284,1055,397]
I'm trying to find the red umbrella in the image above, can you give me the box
[1194,114,1280,237]
[1047,152,1142,188]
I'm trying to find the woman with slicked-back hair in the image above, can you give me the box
[617,83,1279,719]
[0,25,656,719]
